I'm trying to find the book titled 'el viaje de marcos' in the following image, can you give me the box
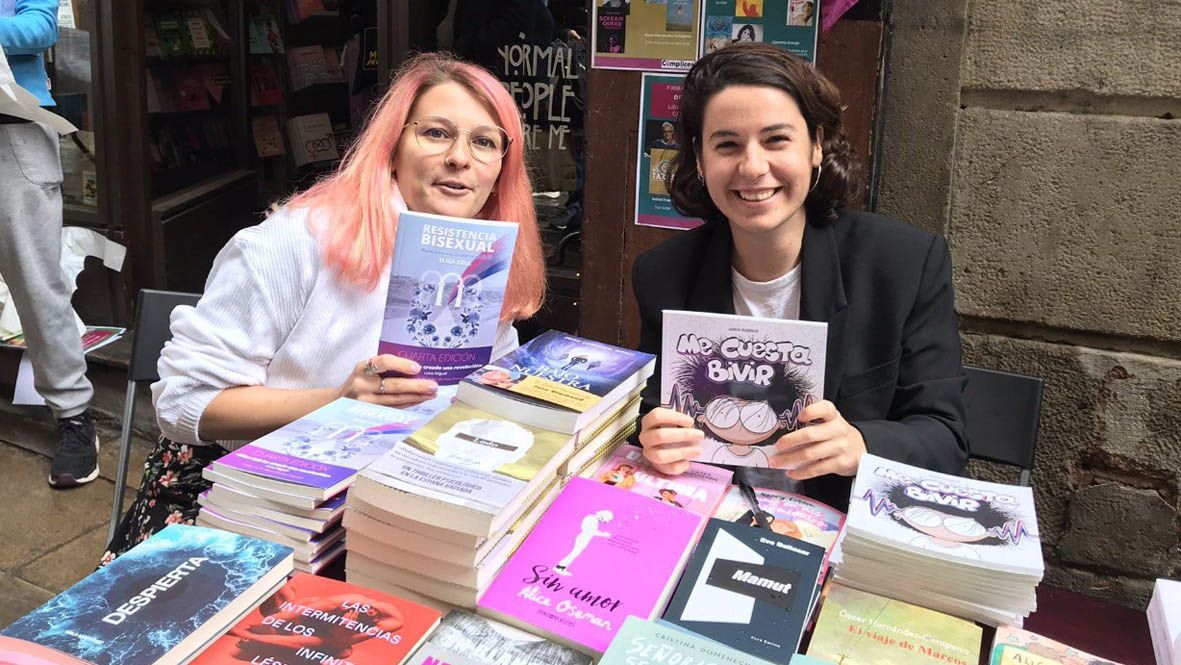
[379,211,520,386]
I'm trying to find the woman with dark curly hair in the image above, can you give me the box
[633,43,967,510]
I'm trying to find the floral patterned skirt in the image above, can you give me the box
[101,436,228,566]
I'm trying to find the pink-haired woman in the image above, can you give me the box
[102,53,547,561]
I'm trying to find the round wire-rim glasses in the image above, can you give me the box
[405,115,512,164]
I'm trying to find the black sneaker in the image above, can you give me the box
[49,411,99,488]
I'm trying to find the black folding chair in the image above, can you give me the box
[107,289,201,544]
[963,366,1045,487]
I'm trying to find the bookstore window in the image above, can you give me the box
[428,0,588,338]
[50,0,99,220]
[433,1,587,264]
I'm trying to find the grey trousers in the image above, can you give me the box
[0,121,93,418]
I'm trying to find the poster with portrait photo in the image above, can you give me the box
[731,22,764,42]
[592,0,701,70]
[635,74,700,230]
[697,0,820,61]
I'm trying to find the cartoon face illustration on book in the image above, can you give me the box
[862,477,1032,557]
[554,510,613,576]
[433,418,534,472]
[406,271,485,348]
[668,357,817,466]
[280,424,378,462]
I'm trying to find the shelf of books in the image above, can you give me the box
[245,0,359,202]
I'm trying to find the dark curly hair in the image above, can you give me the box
[666,42,863,225]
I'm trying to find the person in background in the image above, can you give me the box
[102,53,547,562]
[0,0,99,489]
[633,43,967,511]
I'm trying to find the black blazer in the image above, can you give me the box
[632,210,968,511]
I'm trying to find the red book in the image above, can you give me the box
[190,573,442,665]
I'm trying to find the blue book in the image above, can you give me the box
[599,616,772,665]
[662,518,826,663]
[378,210,520,386]
[456,329,655,433]
[2,525,293,665]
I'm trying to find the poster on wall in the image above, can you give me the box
[635,73,701,230]
[592,0,702,72]
[699,0,820,61]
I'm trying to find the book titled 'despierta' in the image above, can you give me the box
[1,525,293,665]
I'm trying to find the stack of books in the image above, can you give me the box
[198,396,448,573]
[1,525,292,665]
[833,454,1045,626]
[807,582,983,665]
[344,331,654,609]
[478,477,702,657]
[1150,578,1180,665]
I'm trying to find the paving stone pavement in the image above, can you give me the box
[0,415,151,628]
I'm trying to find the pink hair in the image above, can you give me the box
[284,53,545,319]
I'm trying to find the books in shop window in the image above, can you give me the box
[287,45,346,90]
[0,525,292,665]
[407,610,593,665]
[477,477,701,656]
[458,329,656,434]
[661,310,826,467]
[251,115,286,158]
[190,572,442,665]
[248,14,285,54]
[288,112,340,167]
[250,61,284,106]
[378,210,520,387]
[806,582,983,665]
[661,518,826,663]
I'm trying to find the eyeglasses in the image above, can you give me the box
[404,115,511,164]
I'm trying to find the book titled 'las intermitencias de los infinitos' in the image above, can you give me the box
[661,310,826,467]
[191,572,442,665]
[379,210,520,386]
[1,525,292,665]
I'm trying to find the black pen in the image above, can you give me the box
[738,479,772,530]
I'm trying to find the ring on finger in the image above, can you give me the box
[364,357,379,376]
[378,378,386,395]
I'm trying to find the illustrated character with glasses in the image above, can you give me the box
[106,53,547,564]
[633,44,967,513]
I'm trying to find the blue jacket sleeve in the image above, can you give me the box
[0,0,59,56]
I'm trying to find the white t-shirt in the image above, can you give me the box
[729,264,803,492]
[732,263,802,320]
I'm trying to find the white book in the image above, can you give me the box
[844,453,1044,577]
[661,310,827,467]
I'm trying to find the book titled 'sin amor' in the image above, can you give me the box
[478,477,700,656]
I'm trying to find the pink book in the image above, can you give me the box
[587,444,731,536]
[478,477,700,656]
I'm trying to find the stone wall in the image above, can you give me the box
[876,0,1180,609]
